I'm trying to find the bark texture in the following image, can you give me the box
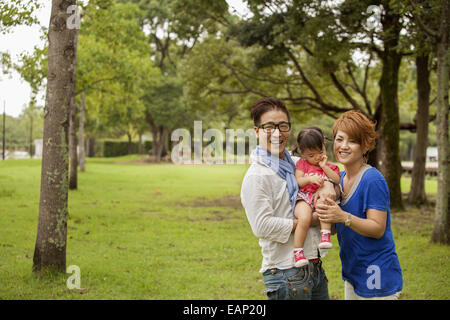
[431,0,450,244]
[378,4,404,210]
[78,92,86,172]
[33,0,77,273]
[408,54,430,206]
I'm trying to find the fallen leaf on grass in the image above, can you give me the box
[64,288,87,294]
[117,246,127,250]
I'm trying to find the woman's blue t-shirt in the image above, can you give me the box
[336,167,403,298]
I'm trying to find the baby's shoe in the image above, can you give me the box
[294,249,308,267]
[318,232,333,249]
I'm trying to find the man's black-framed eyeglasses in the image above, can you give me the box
[258,121,291,133]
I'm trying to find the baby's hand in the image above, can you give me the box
[309,175,324,187]
[319,155,328,168]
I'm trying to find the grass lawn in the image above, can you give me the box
[0,156,448,299]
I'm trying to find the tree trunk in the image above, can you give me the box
[29,116,33,158]
[145,111,168,162]
[151,126,168,162]
[69,95,78,190]
[138,134,143,155]
[431,0,450,244]
[162,128,169,158]
[368,94,382,168]
[87,136,96,157]
[378,5,404,211]
[127,132,133,155]
[2,104,5,160]
[33,0,77,274]
[78,92,86,172]
[408,54,430,206]
[69,25,79,190]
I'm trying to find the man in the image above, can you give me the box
[241,97,337,300]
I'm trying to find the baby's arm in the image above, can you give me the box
[319,156,340,184]
[295,169,324,188]
[295,169,310,188]
[321,165,340,184]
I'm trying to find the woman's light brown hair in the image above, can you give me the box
[332,110,377,154]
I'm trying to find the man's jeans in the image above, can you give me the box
[262,260,329,300]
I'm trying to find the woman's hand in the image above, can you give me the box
[314,181,336,206]
[315,197,346,224]
[316,201,388,239]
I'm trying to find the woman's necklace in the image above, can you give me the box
[343,163,365,197]
[343,175,356,197]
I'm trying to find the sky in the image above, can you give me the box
[0,1,51,117]
[0,0,250,118]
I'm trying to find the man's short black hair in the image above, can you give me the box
[250,97,290,126]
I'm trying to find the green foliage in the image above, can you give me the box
[0,0,41,34]
[0,104,44,152]
[102,140,152,157]
[119,0,232,138]
[103,141,136,157]
[7,0,441,165]
[78,0,161,133]
[0,0,41,79]
[1,52,12,76]
[15,46,48,95]
[179,34,257,129]
[141,75,186,130]
[1,114,29,150]
[183,0,373,123]
[122,0,228,43]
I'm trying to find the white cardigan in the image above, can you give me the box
[240,153,325,273]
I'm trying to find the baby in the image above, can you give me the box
[292,127,340,267]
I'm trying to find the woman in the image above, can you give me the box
[315,110,403,300]
[240,97,337,300]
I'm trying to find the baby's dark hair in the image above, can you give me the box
[295,127,325,155]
